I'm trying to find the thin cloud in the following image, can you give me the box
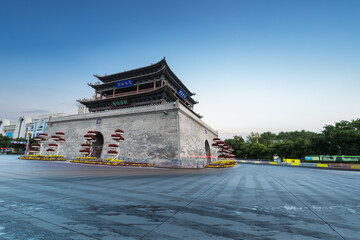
[21,109,49,114]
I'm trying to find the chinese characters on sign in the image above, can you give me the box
[115,80,134,88]
[177,89,188,99]
[112,100,128,106]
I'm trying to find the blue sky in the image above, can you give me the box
[1,0,359,138]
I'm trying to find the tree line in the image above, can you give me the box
[225,119,360,160]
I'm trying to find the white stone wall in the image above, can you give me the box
[177,104,218,168]
[43,102,218,168]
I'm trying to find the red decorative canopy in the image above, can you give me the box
[84,135,96,141]
[213,138,221,142]
[79,149,90,153]
[48,143,58,147]
[56,132,65,135]
[46,148,55,152]
[115,129,124,134]
[107,150,118,154]
[108,143,119,148]
[111,134,124,141]
[87,131,97,136]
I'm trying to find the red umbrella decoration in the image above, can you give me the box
[115,129,124,134]
[107,150,118,156]
[30,143,40,154]
[79,131,98,157]
[49,132,66,155]
[33,134,48,154]
[79,149,90,153]
[213,138,221,143]
[212,138,235,160]
[108,129,125,159]
[108,143,119,148]
[110,134,124,142]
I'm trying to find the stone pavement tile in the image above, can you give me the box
[0,207,97,240]
[143,222,232,240]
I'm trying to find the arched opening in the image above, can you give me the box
[205,140,211,164]
[91,132,104,158]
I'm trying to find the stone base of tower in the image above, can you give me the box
[44,101,218,168]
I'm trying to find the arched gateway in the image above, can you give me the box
[205,140,211,164]
[91,132,104,158]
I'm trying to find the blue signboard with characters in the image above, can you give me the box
[177,89,188,99]
[10,140,27,145]
[115,79,134,88]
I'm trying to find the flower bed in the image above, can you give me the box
[206,160,237,168]
[76,156,97,160]
[104,158,124,163]
[70,159,153,167]
[20,154,66,161]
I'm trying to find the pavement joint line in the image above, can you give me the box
[264,169,347,240]
[138,168,234,240]
[0,203,102,240]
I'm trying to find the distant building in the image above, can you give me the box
[13,116,33,139]
[0,118,16,137]
[0,114,67,139]
[26,113,68,138]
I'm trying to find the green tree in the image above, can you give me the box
[0,134,11,149]
[225,136,246,158]
[322,119,360,155]
[224,118,360,160]
[259,131,277,146]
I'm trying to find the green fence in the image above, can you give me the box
[305,155,360,163]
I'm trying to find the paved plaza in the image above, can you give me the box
[0,155,359,240]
